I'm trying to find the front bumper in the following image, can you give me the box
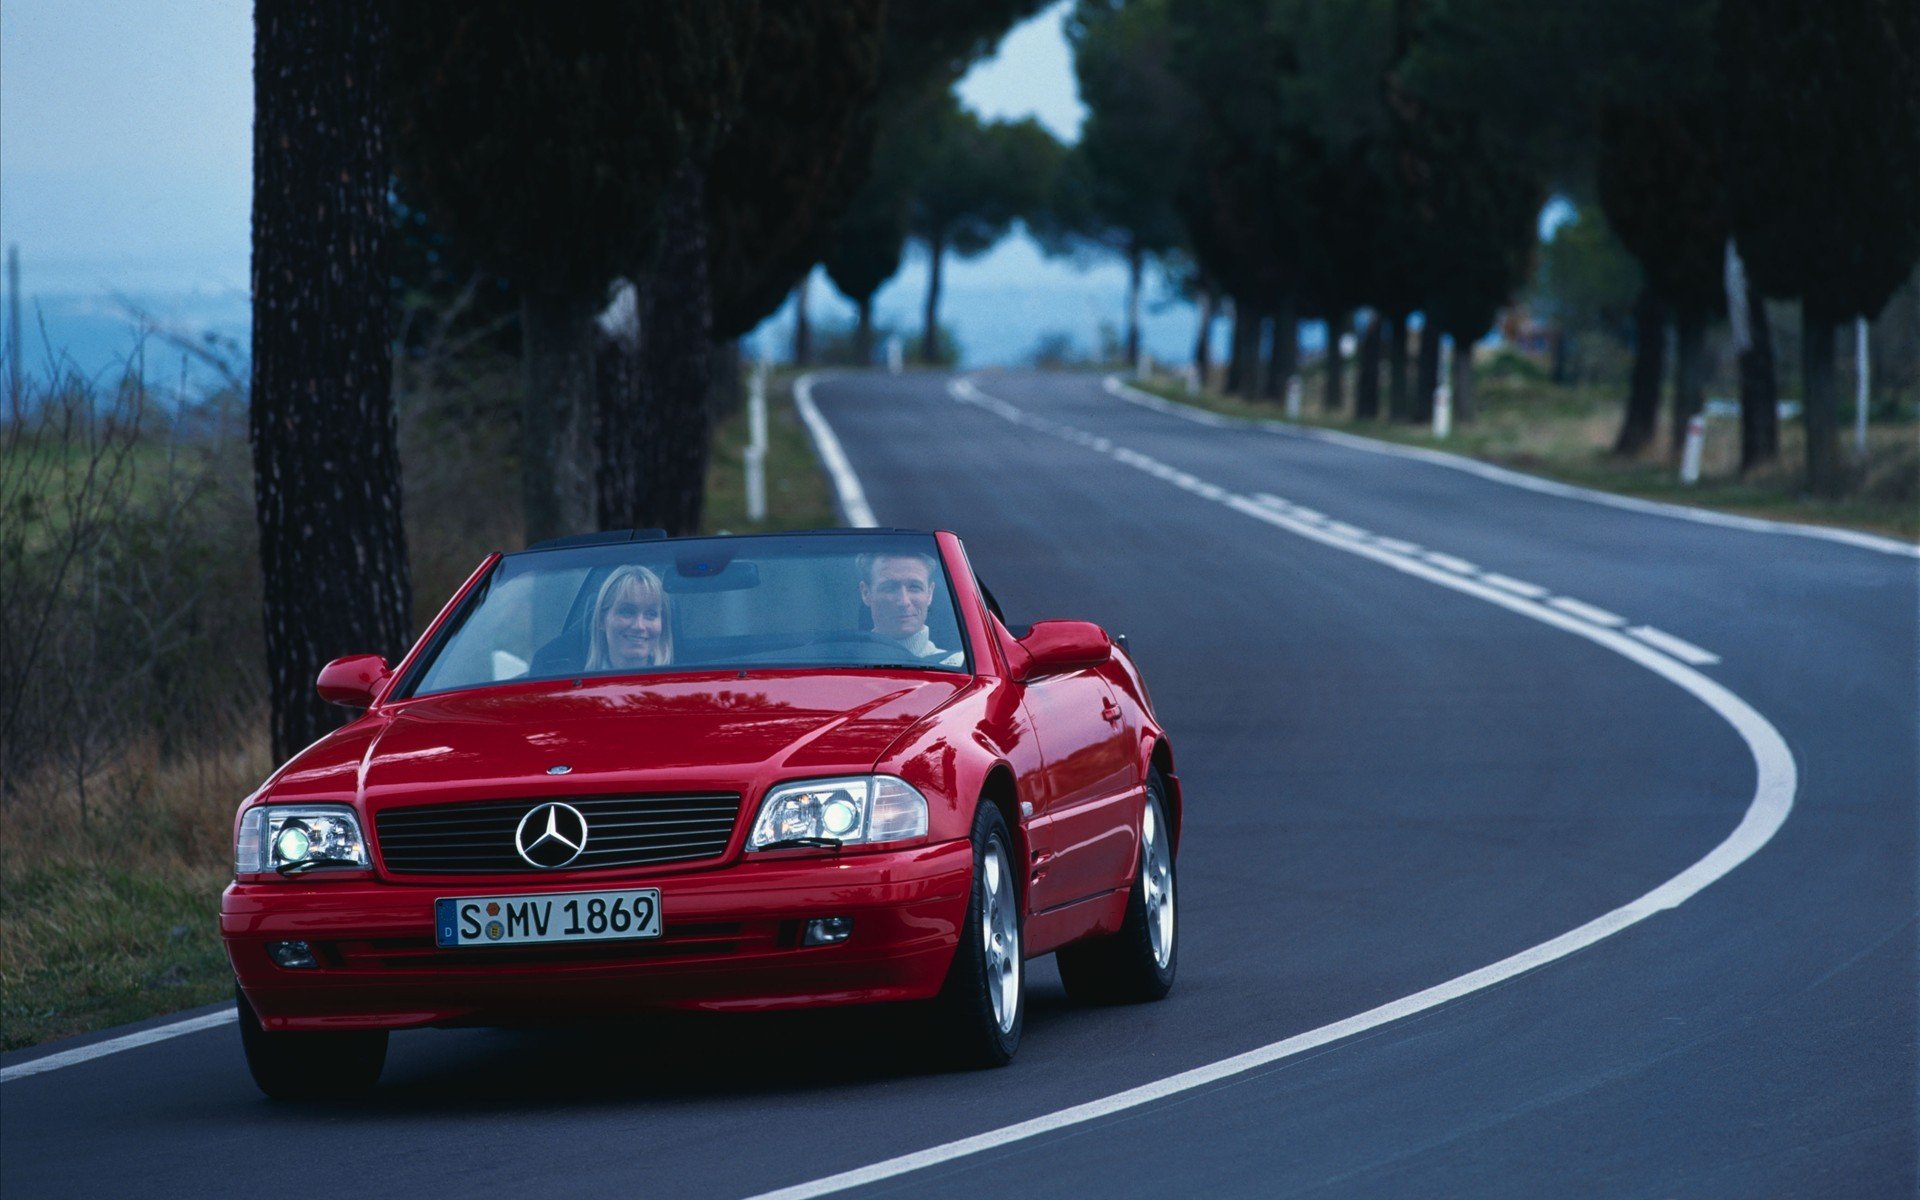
[223,840,972,1031]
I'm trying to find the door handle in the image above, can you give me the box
[1101,701,1123,724]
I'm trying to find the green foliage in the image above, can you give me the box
[706,0,886,339]
[1594,100,1726,320]
[1531,204,1641,335]
[1045,0,1189,259]
[388,3,757,303]
[909,98,1064,257]
[1720,0,1920,321]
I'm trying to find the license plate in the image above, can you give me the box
[435,888,662,948]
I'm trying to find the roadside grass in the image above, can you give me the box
[1,739,269,1050]
[702,370,839,534]
[0,368,838,1051]
[1130,366,1918,541]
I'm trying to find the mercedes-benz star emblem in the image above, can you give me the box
[514,802,589,868]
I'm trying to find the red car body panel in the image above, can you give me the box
[223,531,1178,1030]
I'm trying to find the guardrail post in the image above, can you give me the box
[1680,413,1706,485]
[746,354,768,522]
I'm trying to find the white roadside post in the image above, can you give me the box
[886,336,903,375]
[1680,412,1707,485]
[1284,373,1303,420]
[1432,336,1454,440]
[1854,316,1869,459]
[745,353,768,523]
[1138,351,1154,381]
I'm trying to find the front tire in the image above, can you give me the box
[236,986,388,1100]
[1056,772,1177,1004]
[932,802,1024,1068]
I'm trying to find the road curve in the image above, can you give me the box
[3,369,1913,1199]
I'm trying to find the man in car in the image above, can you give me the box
[857,552,964,667]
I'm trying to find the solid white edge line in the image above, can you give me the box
[736,379,1798,1200]
[793,373,878,528]
[1628,625,1722,666]
[1,1010,236,1083]
[1548,596,1629,627]
[1099,373,1920,560]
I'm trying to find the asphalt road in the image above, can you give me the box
[3,369,1914,1199]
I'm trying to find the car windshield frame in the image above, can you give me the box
[392,531,974,700]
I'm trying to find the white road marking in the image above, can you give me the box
[738,378,1798,1200]
[1099,373,1920,559]
[1323,521,1370,540]
[1372,537,1422,555]
[1422,552,1479,575]
[793,374,877,528]
[1,1010,236,1083]
[1628,625,1722,666]
[1481,573,1551,599]
[1287,506,1327,524]
[1548,596,1629,627]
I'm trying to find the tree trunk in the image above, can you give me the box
[854,295,874,366]
[1738,282,1779,473]
[1355,313,1382,419]
[1669,307,1708,462]
[1386,314,1410,420]
[1265,293,1298,398]
[1125,241,1144,368]
[1613,287,1667,457]
[1802,307,1840,497]
[921,231,945,365]
[1193,289,1217,386]
[522,290,597,541]
[791,274,811,366]
[1323,310,1350,413]
[1452,337,1476,423]
[1229,301,1261,398]
[1412,320,1441,424]
[708,337,742,422]
[1549,323,1571,384]
[250,0,411,763]
[627,163,715,535]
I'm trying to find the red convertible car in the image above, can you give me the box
[223,529,1181,1097]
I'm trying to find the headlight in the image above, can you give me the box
[235,805,370,875]
[746,776,929,851]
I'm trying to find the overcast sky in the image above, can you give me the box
[0,0,1085,297]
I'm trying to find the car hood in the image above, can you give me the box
[264,672,967,813]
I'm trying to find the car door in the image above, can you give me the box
[1016,656,1140,916]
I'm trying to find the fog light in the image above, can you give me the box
[802,917,853,946]
[266,940,317,969]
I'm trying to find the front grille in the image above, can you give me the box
[375,793,741,875]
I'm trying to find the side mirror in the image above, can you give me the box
[1007,620,1111,683]
[316,654,391,709]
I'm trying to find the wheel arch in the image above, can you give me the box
[1147,737,1182,854]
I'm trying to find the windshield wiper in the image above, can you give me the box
[757,837,842,851]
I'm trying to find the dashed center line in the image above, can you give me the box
[1628,625,1721,666]
[1422,552,1479,575]
[1548,597,1628,627]
[1482,573,1551,599]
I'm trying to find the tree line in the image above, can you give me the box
[1027,0,1919,497]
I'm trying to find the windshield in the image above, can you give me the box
[407,533,970,696]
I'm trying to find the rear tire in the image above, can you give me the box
[236,986,387,1099]
[1056,772,1177,1004]
[931,802,1024,1068]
